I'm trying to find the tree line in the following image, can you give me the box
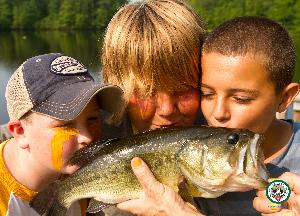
[0,0,299,35]
[0,0,127,30]
[187,0,300,35]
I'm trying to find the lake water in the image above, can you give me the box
[0,31,300,124]
[0,31,104,124]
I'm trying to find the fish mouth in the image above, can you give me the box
[250,134,268,182]
[218,133,268,192]
[250,134,260,168]
[236,133,268,184]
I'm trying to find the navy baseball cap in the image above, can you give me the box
[5,53,124,121]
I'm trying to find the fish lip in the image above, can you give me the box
[250,134,261,168]
[152,122,179,128]
[245,133,269,182]
[236,133,264,175]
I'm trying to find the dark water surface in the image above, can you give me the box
[0,30,104,124]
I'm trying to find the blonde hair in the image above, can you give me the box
[102,0,206,102]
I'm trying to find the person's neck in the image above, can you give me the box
[262,119,293,163]
[3,139,60,191]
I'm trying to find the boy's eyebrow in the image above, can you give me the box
[93,106,101,112]
[200,84,260,96]
[200,84,213,89]
[48,119,68,127]
[229,88,260,96]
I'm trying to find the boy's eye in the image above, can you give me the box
[233,96,254,104]
[87,116,100,123]
[58,123,74,128]
[200,90,214,99]
[174,88,199,100]
[177,92,193,101]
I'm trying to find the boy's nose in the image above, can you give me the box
[156,91,177,116]
[212,98,230,123]
[76,126,94,146]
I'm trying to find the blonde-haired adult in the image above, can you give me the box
[102,0,206,101]
[102,0,206,133]
[100,0,207,215]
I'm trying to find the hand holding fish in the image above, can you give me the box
[117,157,203,216]
[253,172,300,215]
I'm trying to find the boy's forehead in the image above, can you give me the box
[29,112,63,123]
[201,52,275,90]
[201,52,268,74]
[135,84,196,96]
[202,51,266,62]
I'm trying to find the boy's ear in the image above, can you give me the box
[7,120,29,149]
[277,82,300,113]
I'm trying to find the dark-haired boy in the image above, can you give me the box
[198,16,300,215]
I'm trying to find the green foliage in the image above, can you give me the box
[187,0,300,36]
[0,0,12,29]
[11,0,47,29]
[58,0,75,29]
[0,0,299,32]
[0,0,127,30]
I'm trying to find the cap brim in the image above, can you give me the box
[32,81,124,121]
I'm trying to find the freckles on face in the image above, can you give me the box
[176,90,200,118]
[127,89,200,132]
[127,95,156,129]
[87,121,101,141]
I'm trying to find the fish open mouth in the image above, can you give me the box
[249,133,268,182]
[234,133,268,188]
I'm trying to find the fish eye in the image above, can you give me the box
[227,133,239,145]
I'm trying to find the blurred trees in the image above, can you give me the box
[187,0,300,35]
[0,0,300,35]
[0,0,127,29]
[0,0,12,29]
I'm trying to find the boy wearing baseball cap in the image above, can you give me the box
[0,53,124,215]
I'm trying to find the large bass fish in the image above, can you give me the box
[30,126,268,215]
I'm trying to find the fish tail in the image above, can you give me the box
[29,181,68,216]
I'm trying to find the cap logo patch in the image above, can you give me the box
[50,56,87,75]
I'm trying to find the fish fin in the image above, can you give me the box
[46,200,68,216]
[194,185,226,198]
[87,198,110,213]
[69,138,119,166]
[178,177,198,208]
[185,179,204,197]
[29,181,67,216]
[185,178,226,198]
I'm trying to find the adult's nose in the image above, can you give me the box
[155,91,177,116]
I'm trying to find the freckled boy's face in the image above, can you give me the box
[200,52,282,133]
[24,98,101,175]
[127,88,200,133]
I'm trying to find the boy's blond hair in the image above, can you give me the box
[102,0,206,101]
